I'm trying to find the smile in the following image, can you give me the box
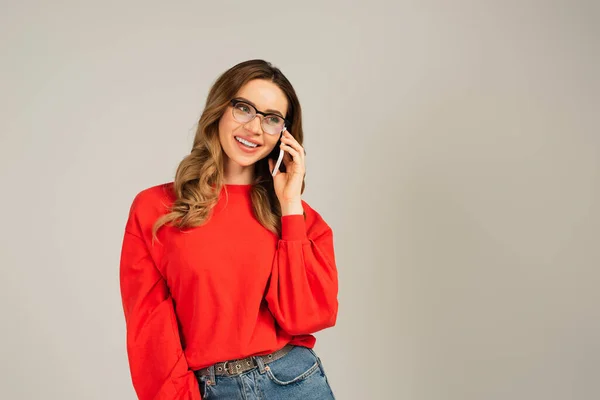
[235,136,259,148]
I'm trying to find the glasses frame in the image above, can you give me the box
[229,98,290,135]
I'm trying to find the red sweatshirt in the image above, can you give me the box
[119,182,338,400]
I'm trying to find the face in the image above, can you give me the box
[218,79,289,172]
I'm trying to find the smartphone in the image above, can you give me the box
[268,127,287,177]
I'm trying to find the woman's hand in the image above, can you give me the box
[268,129,306,215]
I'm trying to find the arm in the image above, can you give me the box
[265,201,339,336]
[120,196,201,400]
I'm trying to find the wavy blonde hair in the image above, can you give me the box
[151,59,305,243]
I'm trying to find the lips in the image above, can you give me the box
[234,136,262,146]
[234,136,261,153]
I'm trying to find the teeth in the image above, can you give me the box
[235,136,257,148]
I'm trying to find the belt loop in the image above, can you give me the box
[208,364,216,382]
[253,355,266,374]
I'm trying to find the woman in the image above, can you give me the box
[119,59,338,399]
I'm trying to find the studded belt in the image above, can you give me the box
[195,344,295,377]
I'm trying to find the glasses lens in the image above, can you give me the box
[262,115,284,135]
[232,102,254,123]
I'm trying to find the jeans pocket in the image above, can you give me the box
[264,345,321,386]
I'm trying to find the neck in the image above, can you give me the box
[223,159,255,185]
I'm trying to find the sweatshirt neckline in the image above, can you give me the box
[223,183,252,193]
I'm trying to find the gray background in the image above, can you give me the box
[1,1,599,399]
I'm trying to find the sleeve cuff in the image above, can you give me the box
[281,214,308,241]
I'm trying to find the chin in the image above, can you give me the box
[226,149,262,167]
[233,158,255,167]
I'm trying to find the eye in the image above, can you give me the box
[235,103,252,114]
[266,115,283,125]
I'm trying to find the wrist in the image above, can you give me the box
[281,201,303,216]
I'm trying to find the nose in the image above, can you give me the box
[244,115,264,134]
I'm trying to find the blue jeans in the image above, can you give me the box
[195,345,336,399]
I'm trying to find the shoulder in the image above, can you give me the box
[125,182,176,236]
[129,182,175,213]
[300,199,318,218]
[300,199,333,237]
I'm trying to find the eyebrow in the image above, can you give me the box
[235,97,285,118]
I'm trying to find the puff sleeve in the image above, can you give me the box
[265,200,339,335]
[119,194,201,399]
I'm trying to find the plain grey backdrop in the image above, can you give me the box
[1,1,599,399]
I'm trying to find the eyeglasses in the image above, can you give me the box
[230,98,289,136]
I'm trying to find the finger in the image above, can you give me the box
[282,130,306,155]
[280,143,302,165]
[281,135,305,159]
[282,131,299,146]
